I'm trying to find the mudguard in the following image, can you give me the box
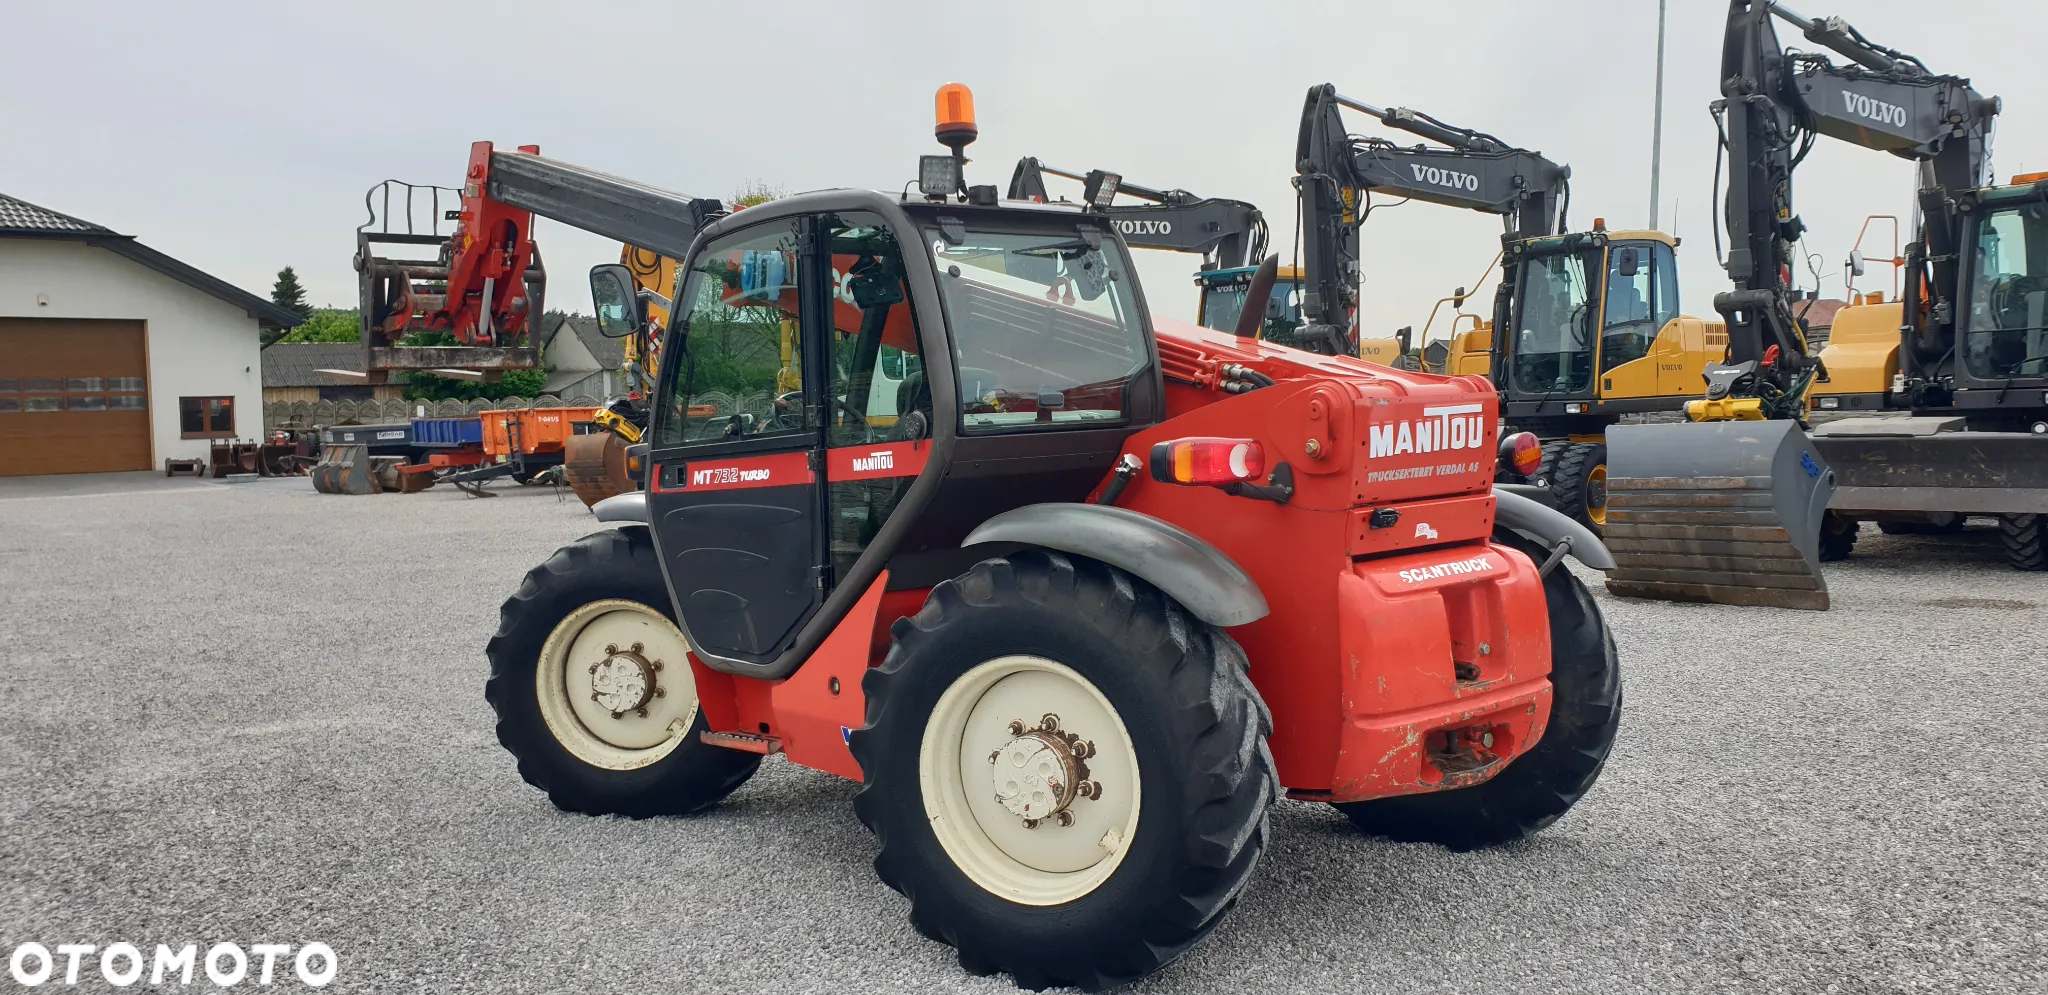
[961,503,1270,627]
[1493,485,1616,570]
[591,491,648,524]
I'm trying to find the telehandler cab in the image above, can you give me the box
[484,84,1621,990]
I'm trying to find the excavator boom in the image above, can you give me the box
[1006,157,1268,270]
[1293,83,1570,356]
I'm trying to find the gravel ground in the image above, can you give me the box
[1,471,2042,994]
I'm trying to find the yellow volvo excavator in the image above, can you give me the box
[1603,0,2039,611]
[1291,85,1727,530]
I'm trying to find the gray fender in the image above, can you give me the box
[1493,485,1615,570]
[592,491,649,524]
[962,504,1269,627]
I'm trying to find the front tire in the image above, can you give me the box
[1818,512,1860,561]
[1334,530,1621,851]
[851,551,1275,991]
[485,526,760,817]
[1539,441,1609,533]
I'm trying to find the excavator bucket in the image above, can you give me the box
[562,432,633,509]
[310,444,379,495]
[1601,421,1838,611]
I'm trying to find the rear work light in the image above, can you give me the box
[1499,431,1542,478]
[1150,437,1265,486]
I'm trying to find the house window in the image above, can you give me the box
[180,396,236,438]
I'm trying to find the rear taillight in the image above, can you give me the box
[1149,437,1265,486]
[1499,431,1542,478]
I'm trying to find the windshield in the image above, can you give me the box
[1510,249,1597,394]
[1966,201,2048,380]
[927,226,1148,431]
[1199,274,1303,341]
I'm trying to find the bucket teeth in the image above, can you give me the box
[1601,422,1837,611]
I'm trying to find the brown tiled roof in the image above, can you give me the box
[261,343,369,387]
[1794,298,1851,328]
[0,193,108,234]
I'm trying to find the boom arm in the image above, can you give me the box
[357,141,722,375]
[1709,0,1997,414]
[1007,158,1268,269]
[1294,83,1571,354]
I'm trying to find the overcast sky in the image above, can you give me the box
[7,0,2044,340]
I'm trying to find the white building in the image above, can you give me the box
[539,313,625,399]
[0,193,299,476]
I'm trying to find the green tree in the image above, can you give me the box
[730,180,786,209]
[397,330,552,401]
[275,307,360,344]
[270,267,312,319]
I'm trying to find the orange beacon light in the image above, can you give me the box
[935,83,977,151]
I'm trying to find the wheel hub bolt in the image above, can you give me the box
[588,643,662,719]
[990,713,1097,827]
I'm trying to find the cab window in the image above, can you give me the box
[1965,201,2048,379]
[826,212,929,447]
[1510,249,1596,394]
[825,212,930,586]
[1651,242,1680,331]
[1600,242,1656,372]
[927,225,1147,432]
[655,221,807,446]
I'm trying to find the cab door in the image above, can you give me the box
[645,216,830,669]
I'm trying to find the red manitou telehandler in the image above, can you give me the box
[481,84,1622,990]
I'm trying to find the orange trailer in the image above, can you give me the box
[444,407,600,494]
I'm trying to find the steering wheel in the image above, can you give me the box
[766,391,874,442]
[831,396,872,443]
[766,391,806,433]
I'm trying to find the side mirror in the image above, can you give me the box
[1615,247,1640,278]
[1848,250,1867,276]
[1453,286,1468,309]
[589,264,644,339]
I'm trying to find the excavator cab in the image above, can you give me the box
[1962,196,2048,386]
[1496,231,1693,418]
[1195,264,1304,342]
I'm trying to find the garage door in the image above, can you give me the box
[0,318,150,476]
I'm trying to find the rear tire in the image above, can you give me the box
[1334,530,1620,851]
[851,550,1276,991]
[485,526,760,817]
[1538,442,1609,533]
[1818,512,1860,562]
[2000,514,2046,571]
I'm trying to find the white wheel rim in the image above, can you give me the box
[534,599,699,770]
[918,655,1141,906]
